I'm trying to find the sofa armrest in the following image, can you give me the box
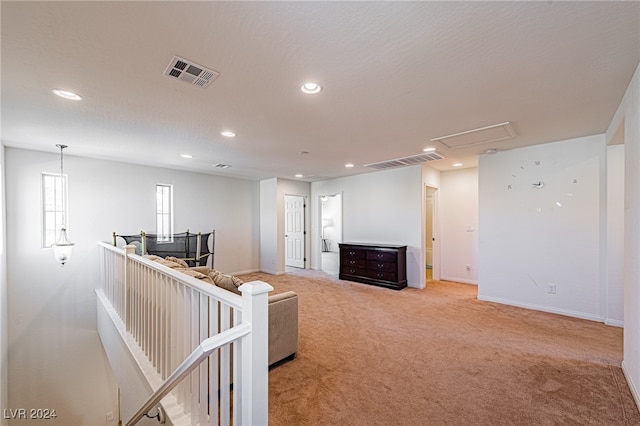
[268,291,298,365]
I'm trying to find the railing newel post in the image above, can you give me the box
[238,280,273,426]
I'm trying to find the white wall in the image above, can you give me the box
[439,168,478,284]
[606,145,625,326]
[0,145,7,426]
[478,135,607,321]
[5,148,260,425]
[608,63,640,408]
[312,166,424,287]
[259,178,278,274]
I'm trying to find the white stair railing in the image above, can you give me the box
[98,242,271,425]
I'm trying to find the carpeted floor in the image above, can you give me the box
[238,269,640,426]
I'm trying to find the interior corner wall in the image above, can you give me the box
[439,167,478,285]
[478,134,607,321]
[311,165,424,287]
[5,148,260,425]
[0,145,7,426]
[260,178,278,274]
[606,145,624,326]
[610,62,640,408]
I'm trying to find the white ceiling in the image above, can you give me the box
[2,1,639,181]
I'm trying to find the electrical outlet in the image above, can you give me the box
[547,283,557,294]
[465,264,471,271]
[106,412,114,422]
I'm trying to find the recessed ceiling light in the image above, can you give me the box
[345,163,354,168]
[181,154,193,159]
[452,162,463,167]
[221,131,236,137]
[423,147,436,153]
[213,163,231,169]
[295,174,304,178]
[52,89,82,101]
[301,82,322,94]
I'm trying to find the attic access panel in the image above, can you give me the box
[431,122,516,150]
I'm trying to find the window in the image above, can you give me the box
[156,184,173,242]
[42,173,68,248]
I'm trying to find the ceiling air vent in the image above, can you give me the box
[364,152,445,170]
[164,56,220,88]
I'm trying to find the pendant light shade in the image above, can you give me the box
[53,144,74,266]
[53,226,74,265]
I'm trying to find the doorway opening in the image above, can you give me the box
[425,185,439,282]
[285,195,305,269]
[320,193,342,276]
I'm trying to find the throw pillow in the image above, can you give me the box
[165,256,189,268]
[210,271,243,295]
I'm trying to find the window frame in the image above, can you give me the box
[42,172,68,248]
[156,183,173,242]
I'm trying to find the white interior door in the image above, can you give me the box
[285,195,305,268]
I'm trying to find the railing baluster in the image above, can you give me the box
[199,293,208,425]
[220,303,231,426]
[209,298,219,426]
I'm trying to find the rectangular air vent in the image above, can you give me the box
[431,122,515,150]
[164,56,220,88]
[364,151,445,170]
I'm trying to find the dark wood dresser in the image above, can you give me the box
[339,243,407,290]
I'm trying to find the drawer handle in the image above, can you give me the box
[349,260,356,265]
[349,251,356,256]
[349,268,356,273]
[377,254,384,259]
[377,263,384,269]
[376,273,384,278]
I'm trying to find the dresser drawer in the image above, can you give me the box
[366,250,397,263]
[367,260,396,272]
[341,266,366,277]
[342,258,366,269]
[342,249,365,259]
[367,270,397,282]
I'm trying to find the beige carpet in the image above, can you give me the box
[239,270,640,426]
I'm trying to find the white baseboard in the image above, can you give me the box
[622,361,640,412]
[605,318,624,328]
[477,294,604,323]
[441,276,478,285]
[230,268,260,276]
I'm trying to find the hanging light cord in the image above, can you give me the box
[56,144,68,225]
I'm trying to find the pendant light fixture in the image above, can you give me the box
[52,144,74,266]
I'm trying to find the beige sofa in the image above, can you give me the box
[148,256,298,366]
